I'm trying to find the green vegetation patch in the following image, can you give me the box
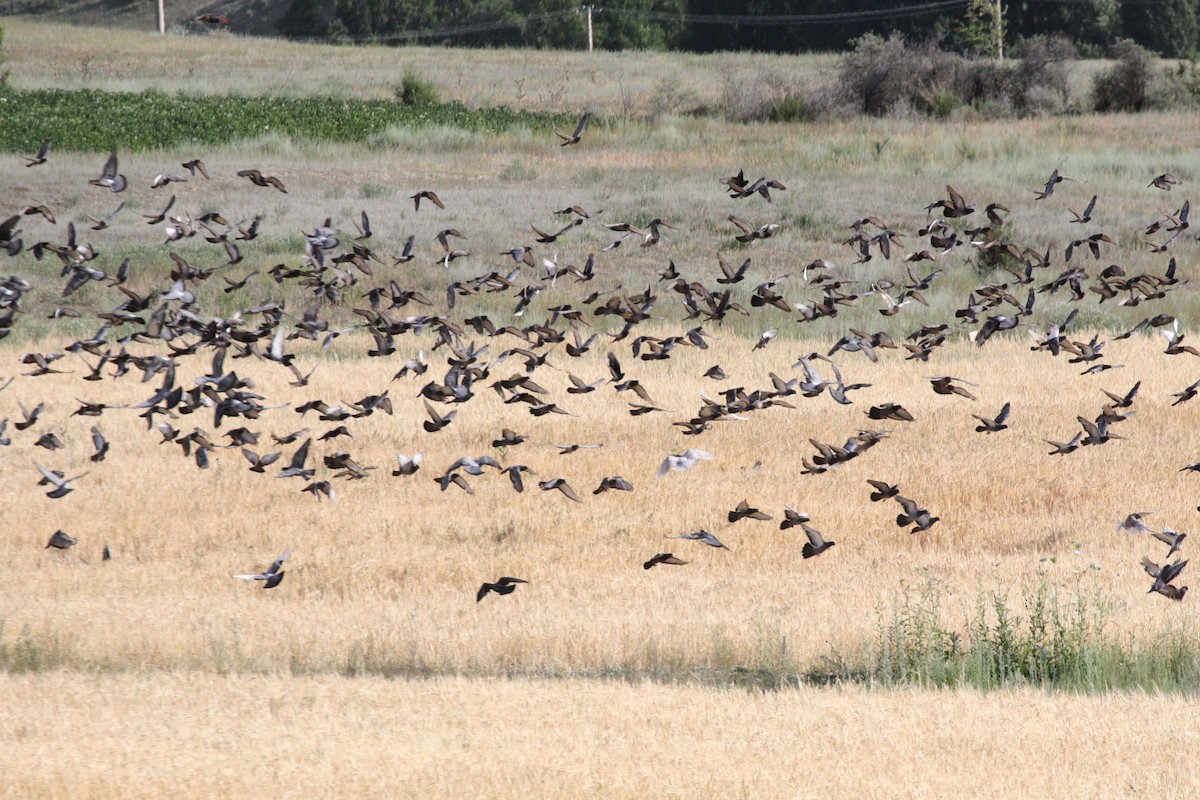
[0,87,576,152]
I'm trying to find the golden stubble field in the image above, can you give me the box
[2,672,1197,799]
[3,20,1200,797]
[2,332,1197,681]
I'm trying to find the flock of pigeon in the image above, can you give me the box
[3,122,1196,604]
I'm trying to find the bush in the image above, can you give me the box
[719,67,814,123]
[1009,35,1077,114]
[394,68,440,106]
[830,33,1077,119]
[1092,39,1158,111]
[768,94,808,123]
[836,33,918,116]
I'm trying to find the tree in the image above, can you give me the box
[594,0,686,50]
[513,0,585,49]
[1120,0,1198,58]
[954,0,1004,58]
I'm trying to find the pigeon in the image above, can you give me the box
[667,529,730,550]
[657,449,713,477]
[45,530,77,550]
[1118,511,1157,534]
[477,576,527,602]
[643,553,688,570]
[233,550,291,589]
[90,151,127,192]
[35,462,87,499]
[800,522,835,558]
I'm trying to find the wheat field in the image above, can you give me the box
[3,672,1196,799]
[3,18,1200,798]
[3,332,1199,679]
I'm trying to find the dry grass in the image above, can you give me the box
[2,333,1197,680]
[2,17,837,114]
[3,22,1200,795]
[3,110,1197,344]
[3,18,1121,116]
[1,672,1194,799]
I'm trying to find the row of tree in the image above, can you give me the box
[277,0,1200,58]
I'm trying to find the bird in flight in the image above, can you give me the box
[657,448,713,477]
[45,530,77,550]
[23,139,51,167]
[972,402,1011,433]
[411,190,445,211]
[1142,556,1188,600]
[800,522,835,558]
[643,553,688,570]
[90,151,127,193]
[1149,173,1182,191]
[1117,511,1157,534]
[667,529,730,550]
[555,113,591,146]
[233,549,291,589]
[477,576,528,602]
[237,169,287,193]
[35,462,87,499]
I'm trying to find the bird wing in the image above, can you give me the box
[572,114,590,138]
[268,550,292,575]
[34,462,65,486]
[288,439,311,470]
[100,151,118,180]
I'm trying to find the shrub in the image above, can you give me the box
[1009,35,1077,114]
[836,33,918,116]
[719,68,813,123]
[768,94,808,123]
[833,34,1077,119]
[1092,39,1157,111]
[1091,44,1200,112]
[395,68,440,106]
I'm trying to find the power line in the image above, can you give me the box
[276,0,985,44]
[281,9,579,44]
[598,0,972,26]
[193,0,1178,47]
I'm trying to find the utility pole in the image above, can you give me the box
[995,0,1003,61]
[585,5,594,52]
[157,0,165,34]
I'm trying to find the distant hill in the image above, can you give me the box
[0,0,289,37]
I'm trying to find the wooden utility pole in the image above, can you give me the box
[157,0,165,34]
[585,5,594,52]
[995,0,1003,61]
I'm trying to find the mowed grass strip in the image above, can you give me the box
[0,88,576,153]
